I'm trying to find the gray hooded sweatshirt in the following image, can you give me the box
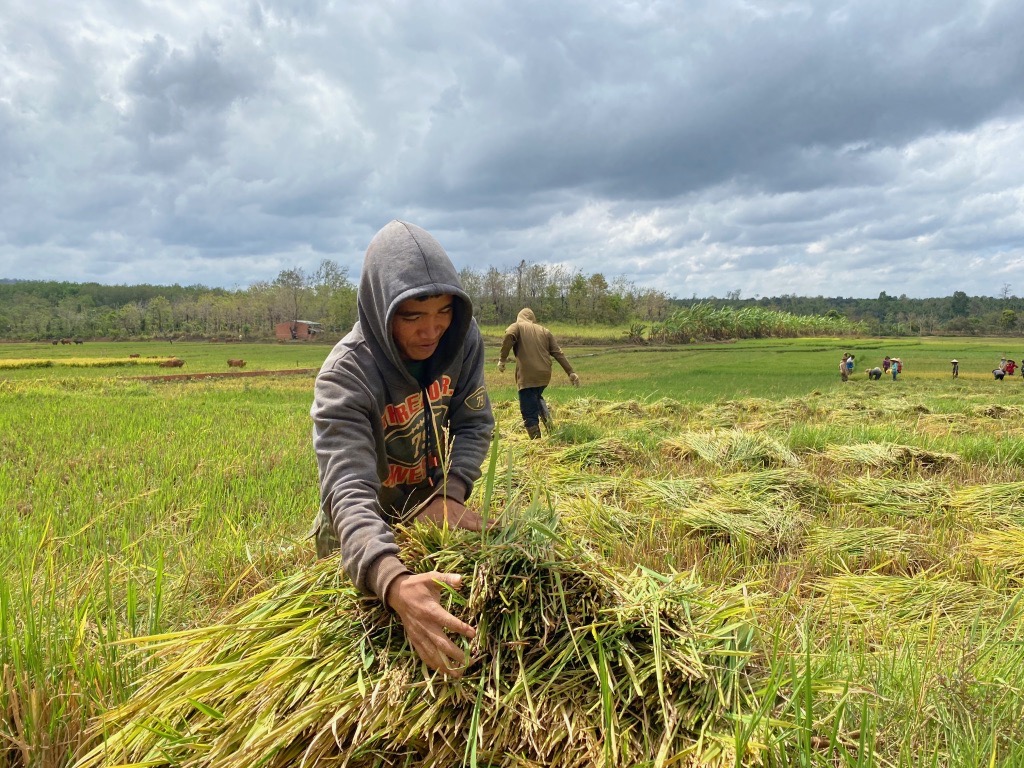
[311,220,493,601]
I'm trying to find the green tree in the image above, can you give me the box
[274,268,309,324]
[950,291,970,317]
[146,296,173,334]
[587,273,610,321]
[311,260,355,331]
[485,267,509,320]
[118,303,144,336]
[567,273,589,321]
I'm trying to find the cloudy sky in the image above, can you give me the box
[2,0,1023,299]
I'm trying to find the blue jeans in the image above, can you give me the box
[518,386,546,427]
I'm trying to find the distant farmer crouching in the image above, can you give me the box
[867,367,883,380]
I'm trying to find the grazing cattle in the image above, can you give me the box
[51,339,59,345]
[129,354,141,359]
[60,338,72,345]
[227,359,247,368]
[159,358,185,368]
[73,338,83,344]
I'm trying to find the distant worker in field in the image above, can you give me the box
[891,357,902,380]
[846,354,855,377]
[1005,359,1016,376]
[868,367,883,380]
[994,367,1006,380]
[839,353,850,382]
[882,355,892,374]
[497,308,580,439]
[950,359,959,378]
[310,220,494,678]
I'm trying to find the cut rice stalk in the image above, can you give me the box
[75,509,763,768]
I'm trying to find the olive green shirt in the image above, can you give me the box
[499,308,575,390]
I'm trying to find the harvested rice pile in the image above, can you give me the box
[75,510,762,768]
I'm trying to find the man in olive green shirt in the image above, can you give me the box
[497,308,580,438]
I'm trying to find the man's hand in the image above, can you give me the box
[497,360,506,373]
[415,495,486,532]
[569,372,581,387]
[386,572,475,677]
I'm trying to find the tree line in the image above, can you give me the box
[0,260,673,341]
[715,289,1024,337]
[0,265,1016,342]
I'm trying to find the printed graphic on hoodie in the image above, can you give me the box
[381,375,453,487]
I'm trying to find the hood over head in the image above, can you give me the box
[516,307,536,323]
[357,220,472,382]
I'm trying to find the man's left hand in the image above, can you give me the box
[497,361,506,373]
[415,495,488,532]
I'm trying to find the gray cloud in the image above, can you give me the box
[1,0,1023,297]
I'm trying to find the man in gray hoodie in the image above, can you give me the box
[311,220,494,676]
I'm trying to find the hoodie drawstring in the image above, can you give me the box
[422,387,441,486]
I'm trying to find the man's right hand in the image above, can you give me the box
[569,372,581,387]
[497,360,506,373]
[386,572,475,677]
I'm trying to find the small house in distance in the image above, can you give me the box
[275,320,323,341]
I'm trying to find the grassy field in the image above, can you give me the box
[2,336,1024,766]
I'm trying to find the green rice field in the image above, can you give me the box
[2,336,1024,767]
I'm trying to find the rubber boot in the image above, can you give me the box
[526,423,542,440]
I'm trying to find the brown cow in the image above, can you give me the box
[60,338,72,345]
[51,340,59,345]
[129,353,141,358]
[227,359,247,368]
[158,358,185,368]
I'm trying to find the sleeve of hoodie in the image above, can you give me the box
[498,322,518,361]
[312,365,410,601]
[445,321,495,501]
[547,330,575,377]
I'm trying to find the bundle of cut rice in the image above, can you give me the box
[951,482,1024,524]
[804,524,919,565]
[556,436,646,470]
[968,527,1024,584]
[812,573,1007,632]
[831,477,951,518]
[822,442,960,472]
[660,430,798,470]
[74,510,762,768]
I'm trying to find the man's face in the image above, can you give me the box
[391,294,455,361]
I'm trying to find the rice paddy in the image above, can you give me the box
[3,337,1024,767]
